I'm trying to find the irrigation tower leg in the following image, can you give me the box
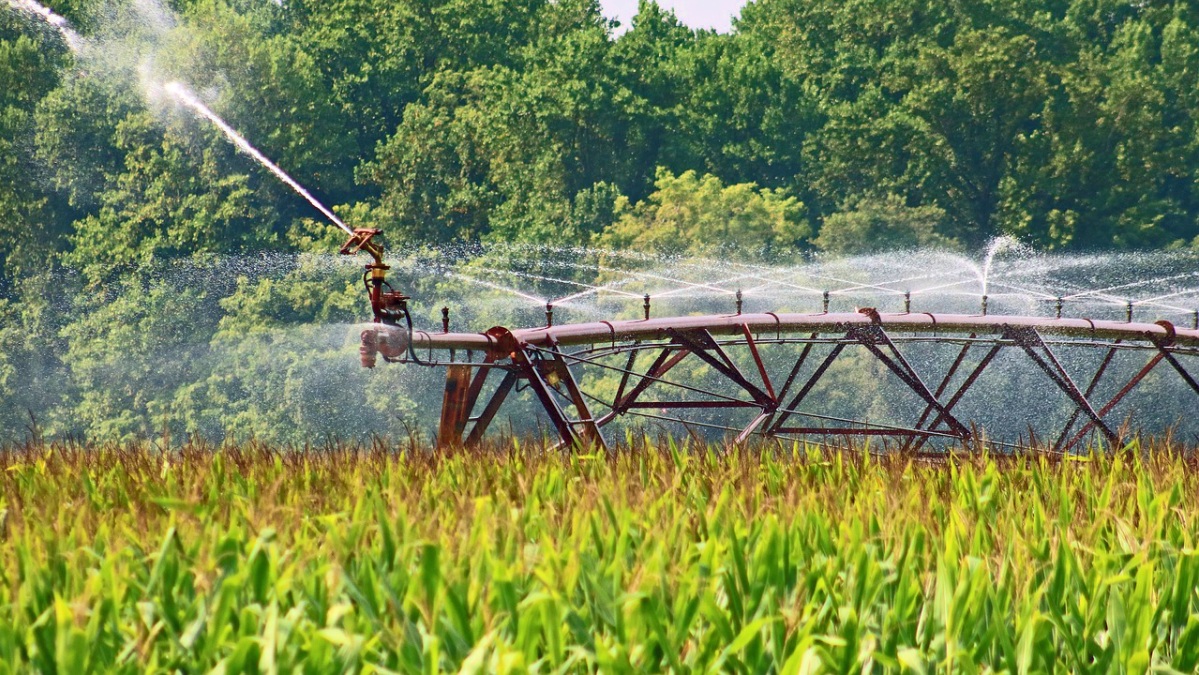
[512,345,587,449]
[438,365,474,447]
[546,338,607,450]
[464,371,518,446]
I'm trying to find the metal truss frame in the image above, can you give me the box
[406,310,1199,451]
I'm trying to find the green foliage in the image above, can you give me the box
[0,18,69,278]
[815,194,957,254]
[6,0,1199,272]
[65,115,280,278]
[59,269,223,440]
[597,168,808,256]
[3,443,1199,671]
[8,0,1199,440]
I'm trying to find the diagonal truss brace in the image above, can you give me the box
[766,324,972,441]
[1005,327,1119,448]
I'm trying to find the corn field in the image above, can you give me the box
[3,439,1199,673]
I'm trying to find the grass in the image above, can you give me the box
[2,438,1199,673]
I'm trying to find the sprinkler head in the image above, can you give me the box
[903,291,911,314]
[735,289,743,315]
[1126,300,1134,323]
[442,306,450,333]
[340,228,386,268]
[643,294,651,320]
[545,302,554,328]
[980,295,989,316]
[1055,297,1063,319]
[822,290,830,313]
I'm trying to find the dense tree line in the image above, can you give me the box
[4,0,1199,440]
[5,0,1199,274]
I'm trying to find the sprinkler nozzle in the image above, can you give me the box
[735,289,743,315]
[643,294,651,320]
[822,290,830,314]
[903,291,911,314]
[1055,297,1063,319]
[980,295,989,316]
[545,302,554,328]
[340,228,385,267]
[1126,300,1134,323]
[442,306,450,333]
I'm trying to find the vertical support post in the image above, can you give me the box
[438,365,473,447]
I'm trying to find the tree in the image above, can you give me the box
[814,194,956,254]
[362,6,646,245]
[596,168,808,256]
[64,111,280,279]
[0,19,70,279]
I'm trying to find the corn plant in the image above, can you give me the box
[2,439,1199,673]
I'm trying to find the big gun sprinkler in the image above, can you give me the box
[339,228,411,367]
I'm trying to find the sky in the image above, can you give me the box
[599,0,749,33]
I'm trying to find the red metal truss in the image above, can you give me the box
[367,310,1199,451]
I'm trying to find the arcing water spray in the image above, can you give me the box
[164,82,354,236]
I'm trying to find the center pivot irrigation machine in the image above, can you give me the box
[340,229,1199,452]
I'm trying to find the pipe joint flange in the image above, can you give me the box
[1154,319,1177,346]
[485,326,521,360]
[857,307,882,324]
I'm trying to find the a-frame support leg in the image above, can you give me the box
[438,365,474,448]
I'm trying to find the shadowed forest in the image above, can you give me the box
[5,0,1199,442]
